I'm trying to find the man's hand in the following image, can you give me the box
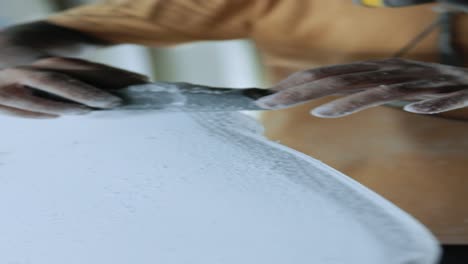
[0,21,148,118]
[0,57,148,118]
[256,58,468,117]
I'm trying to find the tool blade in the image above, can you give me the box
[110,82,272,112]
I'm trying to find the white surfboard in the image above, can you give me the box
[0,112,439,264]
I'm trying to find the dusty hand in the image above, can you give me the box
[0,22,145,118]
[256,58,468,117]
[0,57,148,118]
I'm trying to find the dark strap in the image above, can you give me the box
[393,10,464,67]
[438,11,464,66]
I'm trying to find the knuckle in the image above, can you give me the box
[297,70,318,80]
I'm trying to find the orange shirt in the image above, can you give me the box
[48,0,468,244]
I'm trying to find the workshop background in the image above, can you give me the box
[0,0,267,89]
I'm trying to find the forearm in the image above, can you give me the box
[46,0,273,46]
[2,21,109,59]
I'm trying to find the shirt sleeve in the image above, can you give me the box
[47,0,275,46]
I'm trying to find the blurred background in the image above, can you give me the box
[0,0,268,89]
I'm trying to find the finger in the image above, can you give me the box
[0,104,57,119]
[272,58,437,92]
[2,68,122,108]
[273,63,380,91]
[309,81,447,118]
[31,57,149,89]
[404,90,468,114]
[0,85,91,115]
[257,69,422,109]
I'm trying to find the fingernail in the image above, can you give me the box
[403,104,420,113]
[310,106,346,118]
[403,104,436,114]
[92,95,123,108]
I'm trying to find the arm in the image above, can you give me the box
[3,0,272,65]
[0,21,108,68]
[0,0,273,118]
[46,0,271,46]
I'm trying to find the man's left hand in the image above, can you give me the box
[256,58,468,117]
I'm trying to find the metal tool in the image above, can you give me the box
[108,82,274,112]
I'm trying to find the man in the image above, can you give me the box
[0,0,467,262]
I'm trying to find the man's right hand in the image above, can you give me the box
[0,21,148,118]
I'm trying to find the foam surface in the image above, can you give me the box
[0,112,439,264]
